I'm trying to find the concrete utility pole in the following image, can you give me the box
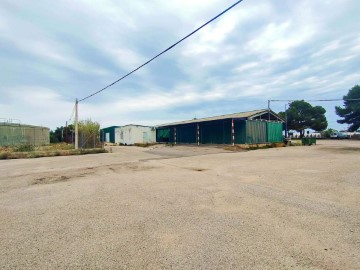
[65,121,68,144]
[268,100,271,121]
[231,118,235,146]
[285,103,288,138]
[75,98,79,149]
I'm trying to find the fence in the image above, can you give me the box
[78,130,101,149]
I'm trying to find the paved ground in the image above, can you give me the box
[0,140,359,269]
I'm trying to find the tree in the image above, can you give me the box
[279,100,328,137]
[50,124,75,143]
[78,119,100,148]
[321,128,337,138]
[50,130,59,143]
[50,126,63,143]
[335,85,360,131]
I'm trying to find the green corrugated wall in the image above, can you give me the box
[169,128,175,143]
[200,120,231,144]
[235,120,282,144]
[176,124,197,144]
[100,126,118,143]
[157,119,283,145]
[156,128,170,142]
[267,122,283,142]
[246,120,267,144]
[234,120,246,144]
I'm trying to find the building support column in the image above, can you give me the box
[174,127,177,145]
[197,123,200,146]
[232,119,235,146]
[75,98,79,150]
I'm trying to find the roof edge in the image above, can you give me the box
[156,108,284,127]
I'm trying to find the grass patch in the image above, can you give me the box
[14,144,35,152]
[289,140,303,146]
[0,147,107,160]
[134,143,158,147]
[225,143,285,151]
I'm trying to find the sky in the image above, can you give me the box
[1,0,360,131]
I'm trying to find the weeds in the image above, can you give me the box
[14,144,35,152]
[0,142,107,160]
[134,143,157,147]
[289,140,303,146]
[224,142,285,151]
[0,152,10,159]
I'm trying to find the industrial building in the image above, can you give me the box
[100,126,120,144]
[0,120,50,146]
[156,109,284,145]
[115,125,156,145]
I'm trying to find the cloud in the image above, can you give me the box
[0,0,360,131]
[0,86,74,127]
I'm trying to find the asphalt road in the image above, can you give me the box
[0,140,359,269]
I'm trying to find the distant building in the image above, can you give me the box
[100,126,120,144]
[115,125,156,145]
[0,120,49,146]
[156,109,284,145]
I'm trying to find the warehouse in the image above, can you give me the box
[115,125,156,145]
[0,120,50,146]
[100,126,120,144]
[156,109,284,145]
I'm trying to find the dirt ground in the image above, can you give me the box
[0,140,359,269]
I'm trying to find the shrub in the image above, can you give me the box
[0,152,10,159]
[14,144,35,152]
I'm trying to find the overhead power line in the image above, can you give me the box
[79,0,245,102]
[266,98,360,121]
[67,104,76,123]
[269,98,360,102]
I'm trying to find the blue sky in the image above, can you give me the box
[1,0,359,131]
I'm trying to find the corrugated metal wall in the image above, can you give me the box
[156,128,170,142]
[159,120,232,144]
[235,120,283,144]
[176,124,197,144]
[100,126,118,143]
[267,122,283,143]
[200,120,232,144]
[0,124,50,146]
[246,120,267,144]
[157,120,283,145]
[234,120,246,144]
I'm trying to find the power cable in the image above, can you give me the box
[269,98,360,102]
[67,104,76,123]
[79,0,245,102]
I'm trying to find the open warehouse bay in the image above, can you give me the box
[0,140,359,269]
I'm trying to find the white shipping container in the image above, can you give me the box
[115,125,156,145]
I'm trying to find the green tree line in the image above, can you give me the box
[279,85,360,137]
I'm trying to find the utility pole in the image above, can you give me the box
[285,103,288,138]
[268,100,270,121]
[65,121,68,144]
[75,98,79,149]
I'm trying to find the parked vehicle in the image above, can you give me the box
[330,132,348,139]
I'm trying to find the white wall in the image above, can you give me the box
[115,125,156,145]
